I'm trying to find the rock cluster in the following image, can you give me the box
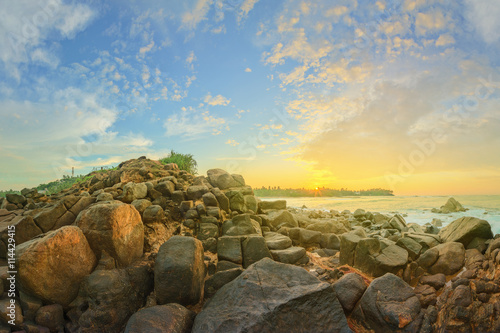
[0,156,498,332]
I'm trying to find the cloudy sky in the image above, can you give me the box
[0,0,499,195]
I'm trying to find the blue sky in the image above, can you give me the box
[1,0,499,194]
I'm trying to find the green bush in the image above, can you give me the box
[160,150,198,174]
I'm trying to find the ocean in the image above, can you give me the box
[258,195,500,235]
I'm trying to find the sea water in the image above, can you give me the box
[258,195,500,235]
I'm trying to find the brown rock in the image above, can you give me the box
[16,226,97,306]
[76,202,144,268]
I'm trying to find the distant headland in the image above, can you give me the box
[253,186,394,197]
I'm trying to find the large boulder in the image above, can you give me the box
[76,202,144,267]
[267,210,298,230]
[155,236,205,306]
[222,214,261,236]
[354,238,408,277]
[33,195,95,232]
[438,216,493,247]
[217,236,242,264]
[124,304,195,333]
[417,242,465,275]
[192,258,351,332]
[241,236,272,268]
[434,197,466,213]
[259,200,286,211]
[79,262,153,332]
[306,220,349,234]
[352,273,422,332]
[207,169,245,189]
[0,215,42,254]
[263,232,292,250]
[119,182,148,203]
[16,226,97,306]
[340,232,361,266]
[333,273,368,313]
[402,232,440,252]
[270,246,307,264]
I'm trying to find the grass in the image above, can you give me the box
[160,150,198,175]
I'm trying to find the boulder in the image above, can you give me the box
[352,273,422,332]
[223,214,261,236]
[267,210,298,230]
[306,221,348,234]
[333,273,367,313]
[142,205,164,224]
[340,232,361,266]
[76,202,144,267]
[403,232,440,252]
[198,223,219,241]
[396,237,422,260]
[0,215,42,252]
[6,193,26,205]
[436,197,466,213]
[420,274,446,290]
[242,236,272,268]
[417,242,465,275]
[155,236,205,306]
[202,192,218,207]
[124,304,195,333]
[259,200,287,211]
[186,185,210,201]
[270,246,307,264]
[320,233,341,250]
[354,238,408,277]
[120,182,148,203]
[438,216,493,247]
[192,258,350,333]
[204,268,244,299]
[34,195,95,232]
[217,236,242,264]
[16,226,97,306]
[35,304,64,332]
[79,262,153,333]
[155,181,176,197]
[263,232,292,250]
[353,208,366,219]
[207,169,244,189]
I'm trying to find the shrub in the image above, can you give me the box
[160,150,198,174]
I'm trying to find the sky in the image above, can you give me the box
[0,0,499,195]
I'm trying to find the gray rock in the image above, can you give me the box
[198,223,219,241]
[267,210,298,230]
[124,304,195,333]
[438,216,493,248]
[217,236,242,264]
[418,242,465,275]
[259,200,287,211]
[192,258,351,333]
[242,236,272,268]
[155,236,205,306]
[204,268,244,299]
[270,246,307,264]
[352,273,422,332]
[264,232,292,250]
[333,273,367,313]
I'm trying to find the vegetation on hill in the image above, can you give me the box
[0,189,21,198]
[254,187,394,197]
[160,150,198,175]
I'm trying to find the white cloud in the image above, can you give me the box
[181,0,213,30]
[435,34,455,46]
[164,107,227,139]
[186,51,197,70]
[0,0,95,79]
[465,0,500,44]
[237,0,260,22]
[245,67,252,72]
[226,139,239,146]
[139,40,155,56]
[204,93,231,106]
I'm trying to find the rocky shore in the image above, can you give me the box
[0,157,499,332]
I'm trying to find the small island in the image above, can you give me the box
[254,186,394,197]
